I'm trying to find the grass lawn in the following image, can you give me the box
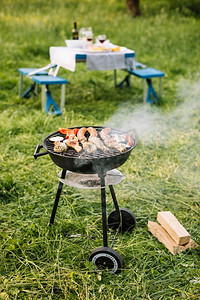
[0,0,200,299]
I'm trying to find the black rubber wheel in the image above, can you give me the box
[108,207,136,232]
[89,247,123,274]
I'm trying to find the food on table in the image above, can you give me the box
[54,141,67,153]
[111,46,120,52]
[90,45,107,51]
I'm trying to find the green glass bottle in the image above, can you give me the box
[72,22,79,40]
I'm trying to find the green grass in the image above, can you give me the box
[0,0,200,299]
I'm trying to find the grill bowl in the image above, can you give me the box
[40,126,136,174]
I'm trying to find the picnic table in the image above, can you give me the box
[49,44,136,86]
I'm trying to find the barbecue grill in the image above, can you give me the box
[34,126,137,274]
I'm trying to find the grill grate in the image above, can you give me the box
[45,128,132,159]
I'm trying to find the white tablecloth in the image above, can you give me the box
[49,46,135,72]
[50,47,76,72]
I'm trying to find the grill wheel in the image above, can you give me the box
[89,247,123,274]
[108,208,136,232]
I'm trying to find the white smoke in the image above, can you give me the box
[105,77,200,145]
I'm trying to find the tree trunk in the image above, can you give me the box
[126,0,140,17]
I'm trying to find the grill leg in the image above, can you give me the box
[100,176,108,247]
[49,169,66,226]
[109,185,120,214]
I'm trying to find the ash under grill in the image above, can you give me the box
[58,169,124,189]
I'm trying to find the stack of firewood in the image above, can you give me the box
[148,211,198,255]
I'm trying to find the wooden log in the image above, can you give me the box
[157,211,190,245]
[148,221,185,255]
[183,238,199,250]
[148,221,198,255]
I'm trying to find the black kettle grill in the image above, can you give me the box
[34,126,137,274]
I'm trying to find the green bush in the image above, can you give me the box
[168,0,200,15]
[141,0,200,16]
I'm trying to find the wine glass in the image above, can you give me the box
[85,28,93,48]
[98,34,107,43]
[79,28,87,40]
[86,28,93,41]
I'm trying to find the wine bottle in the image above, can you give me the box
[72,22,79,40]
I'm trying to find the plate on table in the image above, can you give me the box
[84,49,111,53]
[84,45,111,53]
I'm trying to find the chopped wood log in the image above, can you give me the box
[148,221,184,255]
[183,238,199,250]
[157,211,190,245]
[148,221,198,255]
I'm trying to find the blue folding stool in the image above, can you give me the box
[18,68,48,98]
[115,63,165,103]
[128,67,165,103]
[30,75,68,115]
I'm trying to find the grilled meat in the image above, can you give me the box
[54,141,67,153]
[100,128,133,152]
[100,127,111,140]
[64,135,82,152]
[88,136,109,153]
[103,139,126,152]
[77,127,87,142]
[87,127,98,138]
[82,141,98,153]
[58,127,79,139]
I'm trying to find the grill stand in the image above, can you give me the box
[49,169,120,248]
[49,169,121,246]
[100,175,107,247]
[48,168,136,274]
[49,169,66,226]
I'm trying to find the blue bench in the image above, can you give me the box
[31,75,68,115]
[115,62,165,103]
[129,67,165,103]
[18,68,48,98]
[18,68,68,115]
